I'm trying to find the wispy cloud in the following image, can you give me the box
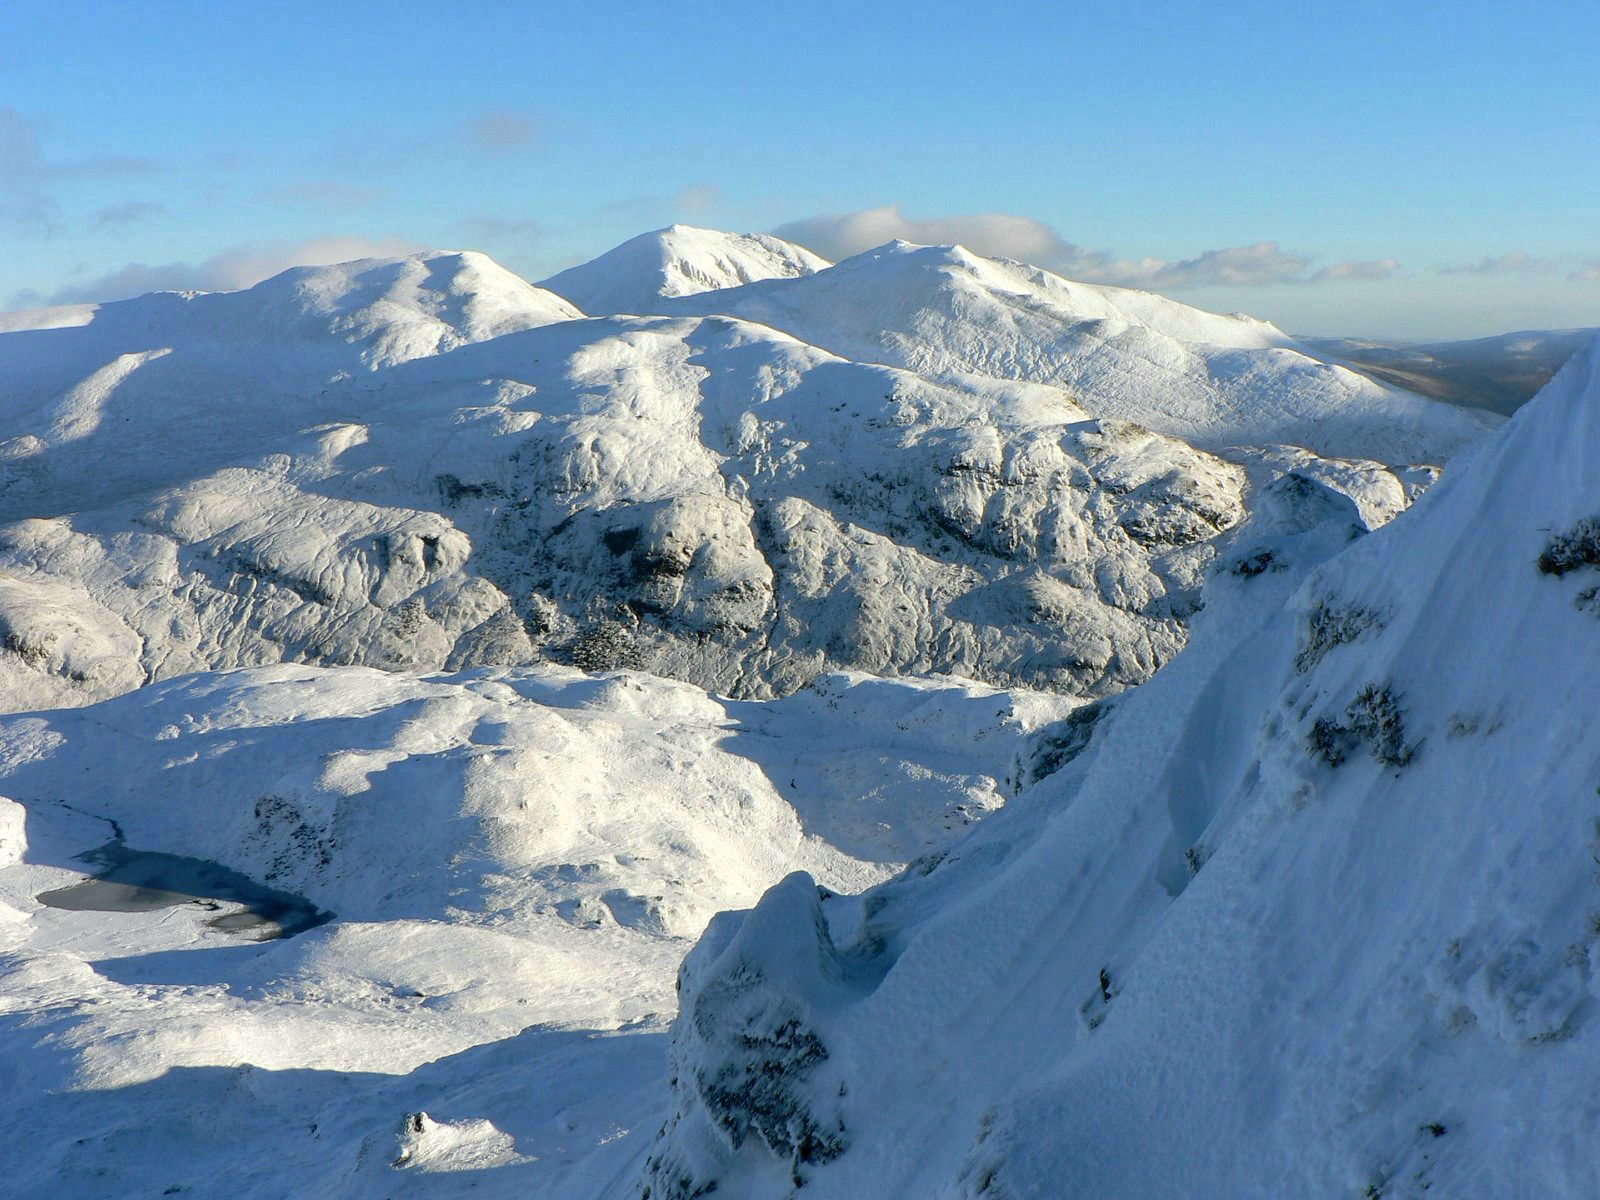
[92,200,166,230]
[771,206,1399,289]
[27,234,421,306]
[1439,250,1560,276]
[267,181,384,209]
[460,215,546,239]
[1309,258,1403,283]
[1567,259,1600,283]
[461,110,541,153]
[674,183,720,215]
[0,107,160,234]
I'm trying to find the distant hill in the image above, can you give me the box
[1301,327,1598,416]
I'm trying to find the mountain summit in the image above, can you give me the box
[538,224,828,314]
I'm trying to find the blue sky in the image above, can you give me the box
[2,0,1596,338]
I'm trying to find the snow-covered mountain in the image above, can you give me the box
[640,240,1496,462]
[642,333,1600,1198]
[0,220,1591,1200]
[0,240,1472,712]
[539,225,828,316]
[0,250,581,519]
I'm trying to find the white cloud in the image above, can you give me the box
[36,235,422,305]
[771,206,1397,289]
[1569,259,1600,283]
[1130,242,1314,288]
[774,205,1078,269]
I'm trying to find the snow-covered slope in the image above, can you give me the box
[0,666,1075,1198]
[641,334,1600,1198]
[539,225,828,316]
[0,251,1429,711]
[646,240,1495,462]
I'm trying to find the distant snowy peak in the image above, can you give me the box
[246,249,585,366]
[827,239,1296,350]
[0,251,584,527]
[0,250,581,396]
[539,225,829,315]
[153,249,583,370]
[652,237,1494,462]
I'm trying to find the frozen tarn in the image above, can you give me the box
[638,335,1600,1198]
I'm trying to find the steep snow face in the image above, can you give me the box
[650,240,1495,462]
[642,336,1600,1198]
[0,666,1075,1198]
[539,225,829,315]
[0,289,1420,712]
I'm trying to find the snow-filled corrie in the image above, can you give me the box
[638,336,1600,1197]
[0,242,1460,711]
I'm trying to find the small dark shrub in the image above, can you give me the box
[1307,682,1418,769]
[1345,683,1416,768]
[569,619,637,672]
[1295,601,1381,674]
[1230,548,1279,577]
[1309,715,1360,767]
[1538,518,1600,576]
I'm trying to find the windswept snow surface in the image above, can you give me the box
[539,225,829,316]
[0,242,1463,712]
[0,666,1076,1198]
[641,335,1600,1198]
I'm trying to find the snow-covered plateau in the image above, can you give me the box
[1,225,1590,1199]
